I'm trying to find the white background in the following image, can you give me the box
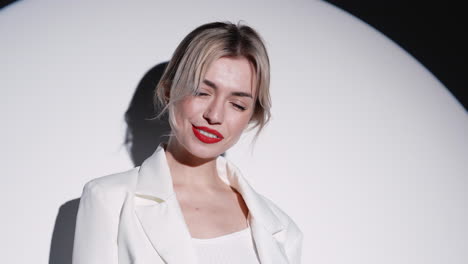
[1,0,467,263]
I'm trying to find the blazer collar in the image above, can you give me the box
[134,145,288,263]
[135,145,174,201]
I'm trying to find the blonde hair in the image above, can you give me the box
[155,21,271,136]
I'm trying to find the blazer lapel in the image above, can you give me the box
[250,217,290,264]
[132,145,289,264]
[133,146,198,264]
[217,157,290,264]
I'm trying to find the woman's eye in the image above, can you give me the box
[195,92,209,96]
[232,103,247,111]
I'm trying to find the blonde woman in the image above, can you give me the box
[72,22,302,264]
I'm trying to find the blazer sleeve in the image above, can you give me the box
[72,181,119,264]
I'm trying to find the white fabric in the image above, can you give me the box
[192,226,260,264]
[72,145,303,264]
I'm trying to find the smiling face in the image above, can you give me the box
[170,56,256,159]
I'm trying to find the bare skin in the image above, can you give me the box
[165,137,249,239]
[164,57,255,239]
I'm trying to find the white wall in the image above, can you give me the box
[1,0,467,263]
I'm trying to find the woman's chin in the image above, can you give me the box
[169,134,231,161]
[186,143,226,160]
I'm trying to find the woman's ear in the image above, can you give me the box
[164,88,170,103]
[248,110,259,128]
[250,101,261,121]
[162,82,171,104]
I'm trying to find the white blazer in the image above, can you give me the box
[72,146,303,264]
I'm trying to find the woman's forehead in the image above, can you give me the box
[203,56,256,96]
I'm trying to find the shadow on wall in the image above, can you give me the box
[48,62,170,264]
[49,199,80,264]
[124,62,171,166]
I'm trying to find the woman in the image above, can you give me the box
[72,22,302,264]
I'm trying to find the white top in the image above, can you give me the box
[192,226,260,264]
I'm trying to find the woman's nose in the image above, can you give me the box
[203,99,224,125]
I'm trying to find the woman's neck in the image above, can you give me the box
[164,137,224,189]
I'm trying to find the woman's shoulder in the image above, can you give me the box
[222,156,303,238]
[259,194,303,239]
[258,194,303,261]
[80,167,140,203]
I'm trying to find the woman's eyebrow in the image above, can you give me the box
[203,79,253,98]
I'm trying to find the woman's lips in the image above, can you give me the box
[192,125,224,144]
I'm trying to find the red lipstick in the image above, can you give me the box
[192,125,224,144]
